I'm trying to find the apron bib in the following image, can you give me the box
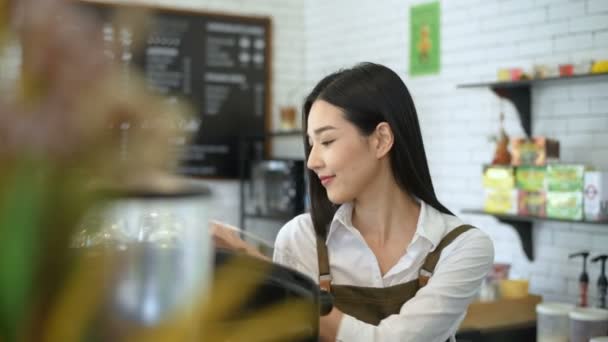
[317,225,475,325]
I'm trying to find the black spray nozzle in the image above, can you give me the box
[569,251,590,282]
[592,255,608,280]
[592,255,608,309]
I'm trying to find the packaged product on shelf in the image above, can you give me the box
[574,60,593,75]
[591,60,608,74]
[559,64,574,77]
[547,164,587,192]
[483,165,515,190]
[533,64,558,79]
[511,137,559,166]
[484,189,517,214]
[518,190,547,217]
[497,68,511,81]
[546,191,583,220]
[510,68,524,80]
[584,171,608,221]
[516,166,547,191]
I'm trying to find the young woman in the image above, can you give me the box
[214,62,494,342]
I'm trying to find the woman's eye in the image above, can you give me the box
[321,140,335,146]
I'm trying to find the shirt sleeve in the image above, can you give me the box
[336,229,494,342]
[272,214,319,283]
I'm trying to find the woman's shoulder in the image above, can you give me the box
[440,211,489,239]
[441,213,494,258]
[275,213,316,249]
[432,208,494,258]
[455,226,494,251]
[273,213,319,280]
[425,204,490,246]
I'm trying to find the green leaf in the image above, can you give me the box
[0,161,49,340]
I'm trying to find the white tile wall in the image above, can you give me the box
[304,0,608,305]
[78,0,607,305]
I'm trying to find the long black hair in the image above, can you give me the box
[303,62,453,238]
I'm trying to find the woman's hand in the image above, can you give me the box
[210,221,269,261]
[319,307,344,342]
[210,220,247,250]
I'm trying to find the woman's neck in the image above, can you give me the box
[351,173,421,247]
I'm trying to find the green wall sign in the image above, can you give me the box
[410,1,440,76]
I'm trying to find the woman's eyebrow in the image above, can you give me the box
[312,125,337,135]
[307,126,337,144]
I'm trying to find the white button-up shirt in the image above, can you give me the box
[273,201,494,342]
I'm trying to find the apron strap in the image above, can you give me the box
[418,224,475,287]
[317,235,332,292]
[317,224,476,290]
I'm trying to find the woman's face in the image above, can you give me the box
[306,100,380,204]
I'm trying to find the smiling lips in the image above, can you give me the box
[319,175,335,186]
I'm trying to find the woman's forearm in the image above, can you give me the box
[319,307,343,342]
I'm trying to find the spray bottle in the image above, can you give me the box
[569,251,590,307]
[591,254,607,309]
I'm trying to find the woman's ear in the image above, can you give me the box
[373,122,394,159]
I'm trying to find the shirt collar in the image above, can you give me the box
[415,201,448,251]
[326,201,448,251]
[326,203,353,243]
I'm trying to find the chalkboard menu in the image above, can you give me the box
[76,1,271,178]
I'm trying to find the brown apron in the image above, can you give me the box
[317,224,475,325]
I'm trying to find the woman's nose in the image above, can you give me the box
[307,145,323,170]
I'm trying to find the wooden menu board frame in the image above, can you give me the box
[75,0,273,179]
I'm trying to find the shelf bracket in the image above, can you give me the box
[491,86,532,138]
[496,218,534,261]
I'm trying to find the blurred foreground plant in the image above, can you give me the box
[0,0,188,339]
[0,0,316,341]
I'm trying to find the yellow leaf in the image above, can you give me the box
[44,251,115,342]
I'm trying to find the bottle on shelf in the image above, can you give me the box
[569,251,590,307]
[591,255,607,309]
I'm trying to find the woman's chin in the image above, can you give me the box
[326,191,350,205]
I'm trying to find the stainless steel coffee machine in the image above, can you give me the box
[72,175,323,341]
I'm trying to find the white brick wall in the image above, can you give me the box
[68,0,607,304]
[305,0,608,305]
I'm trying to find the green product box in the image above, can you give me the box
[515,166,546,191]
[518,190,547,217]
[546,164,586,192]
[546,191,583,220]
[482,165,515,190]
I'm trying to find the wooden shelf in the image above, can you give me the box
[268,130,303,137]
[462,209,608,261]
